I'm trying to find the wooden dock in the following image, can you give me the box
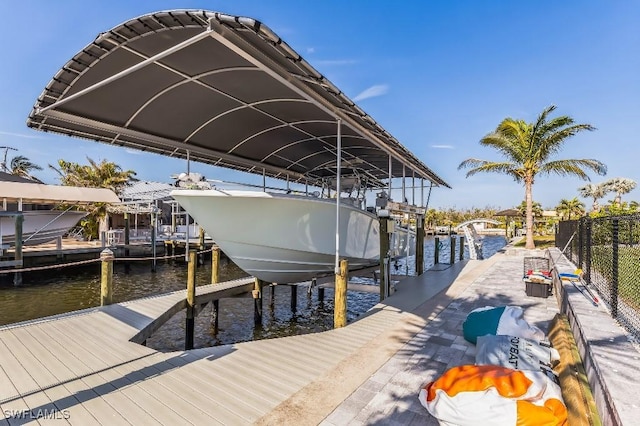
[0,261,478,424]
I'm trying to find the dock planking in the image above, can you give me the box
[0,263,475,425]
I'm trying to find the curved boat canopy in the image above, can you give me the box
[453,218,501,231]
[27,10,449,190]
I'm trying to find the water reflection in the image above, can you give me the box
[0,236,506,350]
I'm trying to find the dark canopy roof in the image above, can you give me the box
[27,10,449,190]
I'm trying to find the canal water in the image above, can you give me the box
[0,236,506,350]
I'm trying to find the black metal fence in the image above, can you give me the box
[557,214,640,341]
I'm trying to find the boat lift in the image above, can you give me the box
[453,219,501,260]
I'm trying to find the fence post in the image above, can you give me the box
[578,218,584,269]
[611,218,619,318]
[100,248,114,306]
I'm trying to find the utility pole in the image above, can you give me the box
[0,146,17,172]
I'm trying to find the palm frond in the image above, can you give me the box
[540,159,607,180]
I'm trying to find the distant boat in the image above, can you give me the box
[0,210,87,247]
[171,188,413,283]
[435,226,451,235]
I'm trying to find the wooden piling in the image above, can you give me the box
[318,287,325,302]
[379,218,390,300]
[100,248,114,306]
[415,215,425,275]
[13,213,23,287]
[198,228,205,266]
[185,250,196,350]
[290,285,297,313]
[253,278,263,326]
[211,300,219,334]
[211,247,220,284]
[124,212,130,273]
[434,237,440,265]
[450,236,456,264]
[459,236,464,261]
[151,212,157,272]
[334,259,348,328]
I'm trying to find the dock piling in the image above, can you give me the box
[290,285,298,313]
[334,259,348,328]
[450,236,456,264]
[13,213,23,287]
[185,250,196,350]
[434,237,440,264]
[459,236,464,261]
[379,218,390,300]
[100,248,114,306]
[253,278,263,326]
[211,247,220,284]
[415,215,424,275]
[211,300,219,334]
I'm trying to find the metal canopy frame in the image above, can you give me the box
[27,9,450,191]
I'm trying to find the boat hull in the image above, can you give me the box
[171,190,387,283]
[0,211,87,246]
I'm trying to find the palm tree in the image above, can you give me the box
[50,157,136,239]
[458,105,607,249]
[603,177,636,206]
[555,197,585,220]
[578,182,609,212]
[9,155,43,182]
[517,200,543,218]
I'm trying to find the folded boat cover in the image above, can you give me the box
[419,365,567,426]
[462,306,545,344]
[476,335,560,380]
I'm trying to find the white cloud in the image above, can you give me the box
[353,84,389,102]
[125,149,144,155]
[431,145,454,149]
[306,47,315,54]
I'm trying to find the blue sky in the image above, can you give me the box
[1,1,638,210]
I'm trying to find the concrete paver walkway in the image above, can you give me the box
[322,253,559,425]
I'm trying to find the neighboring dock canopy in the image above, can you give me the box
[0,181,120,204]
[27,10,449,190]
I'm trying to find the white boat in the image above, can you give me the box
[171,189,413,283]
[0,210,87,247]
